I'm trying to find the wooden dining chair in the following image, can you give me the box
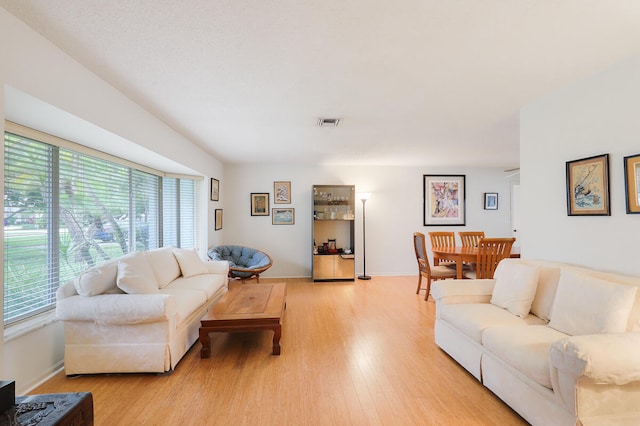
[463,237,515,279]
[458,231,485,247]
[458,231,485,270]
[428,231,456,268]
[414,232,457,301]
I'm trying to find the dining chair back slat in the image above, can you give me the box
[428,231,456,268]
[458,231,485,247]
[474,237,516,279]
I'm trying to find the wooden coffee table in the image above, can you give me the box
[199,282,286,357]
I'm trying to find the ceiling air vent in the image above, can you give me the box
[317,118,341,127]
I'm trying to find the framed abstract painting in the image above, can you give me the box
[423,174,466,226]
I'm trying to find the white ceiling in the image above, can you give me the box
[2,1,640,169]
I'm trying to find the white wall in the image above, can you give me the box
[0,8,224,393]
[520,54,640,277]
[224,164,516,278]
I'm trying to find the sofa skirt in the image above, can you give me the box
[434,319,484,381]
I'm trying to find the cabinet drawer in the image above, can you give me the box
[334,256,355,279]
[313,255,334,280]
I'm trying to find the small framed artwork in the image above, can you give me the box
[272,208,295,225]
[566,153,610,216]
[215,209,223,230]
[250,193,269,216]
[624,153,640,214]
[423,174,466,226]
[484,193,498,210]
[210,178,220,201]
[274,181,291,204]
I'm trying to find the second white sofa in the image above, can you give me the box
[432,258,640,426]
[56,247,229,375]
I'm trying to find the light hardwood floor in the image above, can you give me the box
[32,276,527,425]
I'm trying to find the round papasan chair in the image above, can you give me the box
[207,245,273,282]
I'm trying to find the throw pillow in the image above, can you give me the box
[74,259,119,296]
[173,248,209,278]
[490,262,539,318]
[116,252,159,294]
[146,247,181,288]
[529,265,561,321]
[548,269,638,336]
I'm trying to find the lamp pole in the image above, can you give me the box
[358,193,371,280]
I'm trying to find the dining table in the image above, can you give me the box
[432,246,521,279]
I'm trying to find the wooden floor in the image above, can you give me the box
[32,276,527,425]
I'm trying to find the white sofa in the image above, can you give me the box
[56,247,229,375]
[431,258,640,426]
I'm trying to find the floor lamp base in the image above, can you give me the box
[357,275,371,280]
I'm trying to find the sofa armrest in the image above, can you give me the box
[430,279,495,305]
[550,333,640,385]
[206,260,229,275]
[57,293,176,325]
[56,280,78,300]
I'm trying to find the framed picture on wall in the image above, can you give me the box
[274,181,291,204]
[566,154,610,216]
[624,153,640,214]
[484,193,498,210]
[423,174,466,226]
[210,178,220,201]
[272,208,294,225]
[214,209,223,230]
[250,193,269,216]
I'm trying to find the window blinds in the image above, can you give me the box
[4,129,198,325]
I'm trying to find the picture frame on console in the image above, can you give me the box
[423,174,466,226]
[566,153,610,216]
[624,153,640,214]
[250,193,269,216]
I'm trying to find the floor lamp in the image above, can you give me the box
[358,193,371,280]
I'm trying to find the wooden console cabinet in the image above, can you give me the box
[312,185,355,281]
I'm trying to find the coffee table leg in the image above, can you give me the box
[199,329,211,358]
[272,324,282,355]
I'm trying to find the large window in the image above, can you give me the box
[3,127,199,325]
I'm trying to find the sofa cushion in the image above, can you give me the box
[117,252,159,294]
[439,303,547,343]
[73,259,119,296]
[549,269,638,336]
[173,248,209,278]
[160,287,208,325]
[491,262,539,318]
[146,247,181,289]
[483,325,568,389]
[168,274,227,300]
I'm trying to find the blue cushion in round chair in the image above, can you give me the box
[207,245,272,281]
